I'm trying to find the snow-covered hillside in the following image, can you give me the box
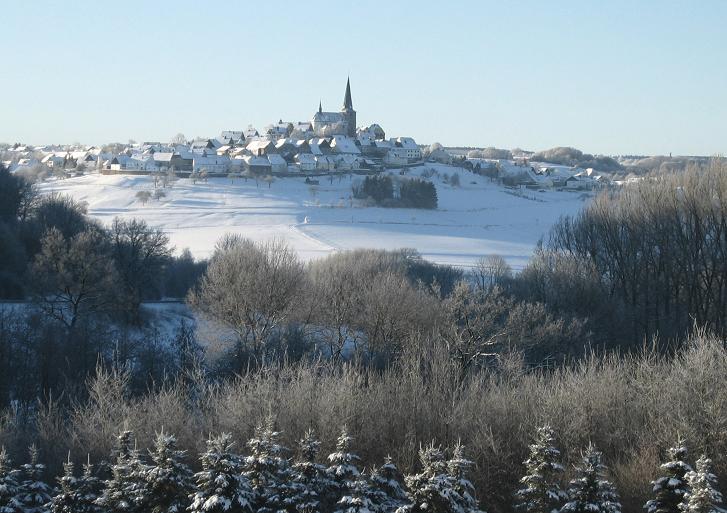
[38,165,589,269]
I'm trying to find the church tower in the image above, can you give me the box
[341,77,356,137]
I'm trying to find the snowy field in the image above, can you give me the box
[38,165,590,270]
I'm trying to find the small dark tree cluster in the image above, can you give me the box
[360,175,394,203]
[399,178,437,209]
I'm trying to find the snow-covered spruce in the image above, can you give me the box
[96,430,148,512]
[189,433,254,513]
[645,437,692,513]
[561,443,620,513]
[515,425,567,513]
[17,444,53,513]
[397,442,483,513]
[448,442,484,513]
[679,456,726,513]
[327,427,376,513]
[370,456,408,512]
[289,429,336,513]
[0,446,23,513]
[140,431,193,513]
[243,416,293,513]
[49,455,104,513]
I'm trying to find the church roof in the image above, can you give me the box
[313,111,344,123]
[343,77,353,110]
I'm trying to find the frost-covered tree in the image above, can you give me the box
[515,425,567,513]
[141,432,193,513]
[397,443,465,513]
[0,446,23,513]
[50,456,100,513]
[448,442,484,513]
[325,428,378,513]
[96,430,147,512]
[561,444,620,513]
[289,429,335,513]
[189,433,254,513]
[327,428,363,502]
[645,438,692,513]
[370,456,408,512]
[334,475,376,513]
[243,417,292,513]
[75,458,104,513]
[17,445,53,513]
[50,457,79,513]
[679,456,725,513]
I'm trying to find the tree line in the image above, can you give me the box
[0,421,723,513]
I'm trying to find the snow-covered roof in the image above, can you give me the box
[392,137,418,150]
[313,111,344,124]
[243,155,271,167]
[153,152,174,162]
[267,154,287,165]
[330,136,361,154]
[295,153,317,164]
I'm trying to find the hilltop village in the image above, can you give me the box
[3,79,628,192]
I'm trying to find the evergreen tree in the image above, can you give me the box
[397,443,464,513]
[243,417,293,513]
[96,430,147,512]
[189,433,254,513]
[561,444,621,513]
[334,475,376,513]
[49,455,103,513]
[679,456,725,513]
[75,458,104,513]
[17,445,53,513]
[448,442,484,513]
[327,428,365,507]
[515,425,567,513]
[0,446,22,513]
[370,456,408,512]
[645,438,693,513]
[289,429,335,513]
[325,428,378,513]
[141,432,193,513]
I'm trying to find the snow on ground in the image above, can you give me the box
[38,165,590,269]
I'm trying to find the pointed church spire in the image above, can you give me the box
[319,99,322,113]
[343,76,353,110]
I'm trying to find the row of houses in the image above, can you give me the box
[100,127,423,175]
[469,158,610,190]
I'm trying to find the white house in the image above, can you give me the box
[193,155,230,174]
[315,155,335,171]
[267,154,287,174]
[391,137,421,160]
[295,153,317,172]
[334,154,361,171]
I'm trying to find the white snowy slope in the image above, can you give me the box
[38,165,590,269]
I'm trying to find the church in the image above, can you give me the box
[311,78,357,138]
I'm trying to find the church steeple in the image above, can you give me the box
[343,77,353,110]
[318,99,322,113]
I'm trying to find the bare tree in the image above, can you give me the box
[135,190,152,205]
[171,133,187,145]
[473,255,512,292]
[189,235,303,363]
[31,227,118,330]
[110,218,172,323]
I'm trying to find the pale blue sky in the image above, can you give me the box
[3,0,725,155]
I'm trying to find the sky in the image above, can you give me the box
[2,0,726,156]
